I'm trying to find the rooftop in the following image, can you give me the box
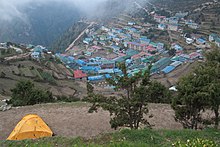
[74,70,87,79]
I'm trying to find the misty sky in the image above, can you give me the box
[0,0,107,22]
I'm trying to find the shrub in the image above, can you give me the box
[0,72,6,78]
[172,138,217,147]
[9,80,55,106]
[57,95,80,103]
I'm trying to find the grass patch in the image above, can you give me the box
[1,128,219,147]
[36,69,56,85]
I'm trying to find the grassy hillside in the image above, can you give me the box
[0,59,87,100]
[151,0,210,12]
[1,129,219,147]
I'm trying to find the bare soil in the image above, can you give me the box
[0,103,182,140]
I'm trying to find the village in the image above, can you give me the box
[1,1,220,145]
[1,1,220,91]
[45,5,220,88]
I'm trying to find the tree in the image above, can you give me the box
[10,80,54,106]
[148,81,171,103]
[172,49,220,129]
[203,49,220,128]
[88,64,168,130]
[87,82,94,95]
[172,72,208,130]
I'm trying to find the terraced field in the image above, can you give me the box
[0,60,86,100]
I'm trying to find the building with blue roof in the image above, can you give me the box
[86,62,101,67]
[111,45,120,53]
[157,42,165,51]
[158,24,167,30]
[128,22,136,26]
[175,12,188,19]
[209,33,218,42]
[31,52,40,59]
[171,56,188,62]
[88,75,105,81]
[114,56,130,63]
[140,38,151,45]
[128,28,138,33]
[80,66,101,73]
[83,38,93,44]
[170,61,182,67]
[196,38,206,45]
[98,69,115,74]
[33,45,47,53]
[215,37,220,47]
[126,49,140,56]
[168,17,179,24]
[114,68,122,73]
[162,66,175,74]
[172,44,183,51]
[76,59,87,66]
[105,74,112,79]
[209,34,220,47]
[151,57,172,73]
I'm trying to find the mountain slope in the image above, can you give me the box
[0,2,81,47]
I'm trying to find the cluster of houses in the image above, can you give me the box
[154,12,199,32]
[61,7,220,82]
[0,42,23,55]
[83,24,167,57]
[30,45,49,59]
[28,11,219,83]
[52,20,205,82]
[0,43,8,49]
[184,33,208,46]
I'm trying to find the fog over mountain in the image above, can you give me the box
[0,0,107,22]
[0,0,108,46]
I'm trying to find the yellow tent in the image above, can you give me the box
[7,114,53,140]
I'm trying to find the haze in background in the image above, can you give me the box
[0,0,107,22]
[0,0,108,46]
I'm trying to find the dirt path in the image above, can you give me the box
[0,103,181,140]
[65,22,94,52]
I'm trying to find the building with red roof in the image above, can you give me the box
[74,70,87,80]
[145,46,157,54]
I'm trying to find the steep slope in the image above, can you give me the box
[151,0,212,12]
[0,59,87,100]
[51,22,89,53]
[0,2,81,47]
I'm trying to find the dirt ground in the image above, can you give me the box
[0,103,182,140]
[152,62,198,87]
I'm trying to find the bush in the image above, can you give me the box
[9,80,55,106]
[0,72,6,78]
[57,95,80,103]
[172,138,217,147]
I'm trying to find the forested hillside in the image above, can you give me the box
[0,2,81,47]
[50,22,89,53]
[151,0,212,12]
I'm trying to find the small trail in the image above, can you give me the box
[134,1,150,15]
[65,22,95,52]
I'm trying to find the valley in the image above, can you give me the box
[0,0,220,146]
